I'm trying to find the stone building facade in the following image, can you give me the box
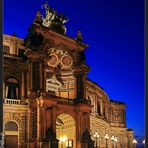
[3,2,134,148]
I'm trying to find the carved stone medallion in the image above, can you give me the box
[61,55,72,69]
[47,54,58,67]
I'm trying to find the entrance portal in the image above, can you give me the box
[56,114,76,148]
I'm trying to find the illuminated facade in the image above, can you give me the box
[3,3,134,148]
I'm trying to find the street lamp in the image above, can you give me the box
[111,136,115,148]
[93,131,100,148]
[114,137,118,148]
[104,134,109,148]
[143,139,145,144]
[133,139,137,148]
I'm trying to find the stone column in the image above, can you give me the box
[76,104,94,148]
[42,107,46,138]
[27,63,33,92]
[21,71,25,97]
[27,71,30,96]
[3,83,6,98]
[77,73,84,99]
[95,97,98,113]
[76,111,82,141]
[37,105,42,141]
[100,99,103,116]
[74,74,77,99]
[76,111,82,148]
[43,63,47,91]
[39,63,43,90]
[52,107,56,133]
[82,72,87,99]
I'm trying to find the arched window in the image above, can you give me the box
[115,113,119,121]
[88,95,94,112]
[97,101,101,115]
[103,106,106,118]
[5,77,19,99]
[5,121,19,148]
[5,121,18,131]
[3,45,10,54]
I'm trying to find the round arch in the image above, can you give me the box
[56,113,76,148]
[4,120,19,148]
[87,94,95,113]
[4,76,20,99]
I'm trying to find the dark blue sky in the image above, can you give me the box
[4,0,144,137]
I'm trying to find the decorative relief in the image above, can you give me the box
[46,74,62,92]
[37,28,77,49]
[69,83,74,89]
[47,54,59,67]
[4,112,21,126]
[47,47,73,70]
[28,91,37,99]
[61,55,72,69]
[32,109,37,138]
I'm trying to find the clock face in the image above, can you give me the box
[61,55,73,68]
[47,54,58,67]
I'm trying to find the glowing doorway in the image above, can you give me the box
[56,114,76,148]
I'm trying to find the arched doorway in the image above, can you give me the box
[56,114,76,148]
[4,121,19,148]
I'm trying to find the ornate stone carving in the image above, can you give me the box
[28,90,37,99]
[46,74,62,92]
[61,55,73,69]
[42,1,68,34]
[47,54,59,67]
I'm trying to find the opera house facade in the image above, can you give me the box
[3,2,134,148]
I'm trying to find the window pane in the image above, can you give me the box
[3,45,10,54]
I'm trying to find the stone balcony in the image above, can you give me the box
[4,98,21,105]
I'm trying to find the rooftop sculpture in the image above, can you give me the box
[42,1,68,34]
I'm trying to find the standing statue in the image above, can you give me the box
[42,2,55,27]
[59,13,68,24]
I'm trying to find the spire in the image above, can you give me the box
[33,11,43,24]
[76,29,83,42]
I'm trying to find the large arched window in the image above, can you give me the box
[5,121,18,131]
[5,77,19,99]
[5,121,19,148]
[88,95,94,112]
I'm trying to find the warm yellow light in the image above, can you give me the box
[93,131,99,138]
[105,134,109,139]
[60,136,67,142]
[111,135,115,141]
[66,139,73,147]
[114,137,118,142]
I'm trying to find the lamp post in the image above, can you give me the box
[114,137,118,148]
[143,139,145,147]
[143,139,145,144]
[104,134,109,148]
[93,131,100,148]
[132,139,137,148]
[111,136,115,148]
